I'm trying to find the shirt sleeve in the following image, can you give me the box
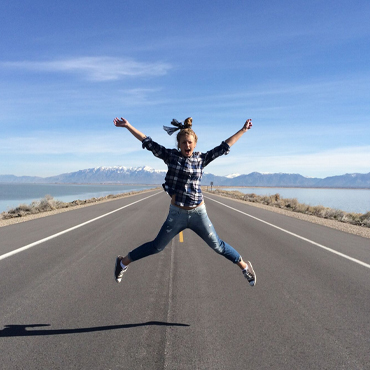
[203,141,231,167]
[142,136,171,163]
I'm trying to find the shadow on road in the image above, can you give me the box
[0,321,190,337]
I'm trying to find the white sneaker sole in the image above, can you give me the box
[115,256,127,283]
[246,261,256,286]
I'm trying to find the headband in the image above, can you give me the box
[163,119,191,136]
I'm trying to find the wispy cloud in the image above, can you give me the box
[0,132,141,155]
[1,57,172,81]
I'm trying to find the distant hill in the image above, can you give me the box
[0,167,369,188]
[203,172,370,188]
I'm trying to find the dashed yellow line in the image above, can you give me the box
[179,231,184,243]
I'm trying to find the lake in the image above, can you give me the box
[0,183,156,213]
[220,187,370,214]
[0,184,369,215]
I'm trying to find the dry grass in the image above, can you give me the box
[1,191,155,220]
[1,195,67,219]
[209,189,370,228]
[2,188,369,231]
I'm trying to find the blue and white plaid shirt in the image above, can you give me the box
[142,137,230,207]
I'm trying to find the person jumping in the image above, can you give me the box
[113,116,256,286]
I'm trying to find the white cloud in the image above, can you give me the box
[1,57,172,81]
[0,131,141,155]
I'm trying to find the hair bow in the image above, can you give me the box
[163,119,187,136]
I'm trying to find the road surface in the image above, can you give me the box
[1,190,369,369]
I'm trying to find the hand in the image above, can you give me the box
[242,119,252,131]
[113,117,130,128]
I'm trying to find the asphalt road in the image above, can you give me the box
[0,190,369,369]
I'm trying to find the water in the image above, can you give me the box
[1,184,369,215]
[221,187,370,214]
[0,183,156,213]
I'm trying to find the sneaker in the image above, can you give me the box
[114,256,128,283]
[243,261,256,287]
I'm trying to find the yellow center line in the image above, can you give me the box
[179,231,184,243]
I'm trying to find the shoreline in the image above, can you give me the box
[215,186,370,190]
[203,189,370,239]
[1,187,369,239]
[2,182,369,190]
[0,188,160,228]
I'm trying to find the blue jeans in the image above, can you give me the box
[129,204,241,263]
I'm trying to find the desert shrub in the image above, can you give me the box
[204,188,370,229]
[260,195,270,205]
[359,212,370,227]
[293,202,310,214]
[243,193,259,202]
[284,198,299,211]
[2,195,68,219]
[2,203,33,219]
[1,188,159,220]
[310,205,327,218]
[268,194,281,208]
[345,211,370,227]
[325,208,346,221]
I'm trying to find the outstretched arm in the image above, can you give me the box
[113,117,147,142]
[225,119,252,147]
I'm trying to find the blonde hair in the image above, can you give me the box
[176,117,198,148]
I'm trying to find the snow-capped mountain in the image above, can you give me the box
[225,173,241,179]
[0,167,369,188]
[46,166,167,184]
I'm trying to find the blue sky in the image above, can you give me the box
[1,0,369,179]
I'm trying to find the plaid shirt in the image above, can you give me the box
[142,137,230,207]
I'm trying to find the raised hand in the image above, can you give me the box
[243,119,252,131]
[113,117,130,128]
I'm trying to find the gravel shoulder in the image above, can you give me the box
[0,189,158,228]
[205,191,370,239]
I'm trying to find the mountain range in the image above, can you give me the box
[0,166,369,188]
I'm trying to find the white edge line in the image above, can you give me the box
[0,192,162,262]
[205,196,370,270]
